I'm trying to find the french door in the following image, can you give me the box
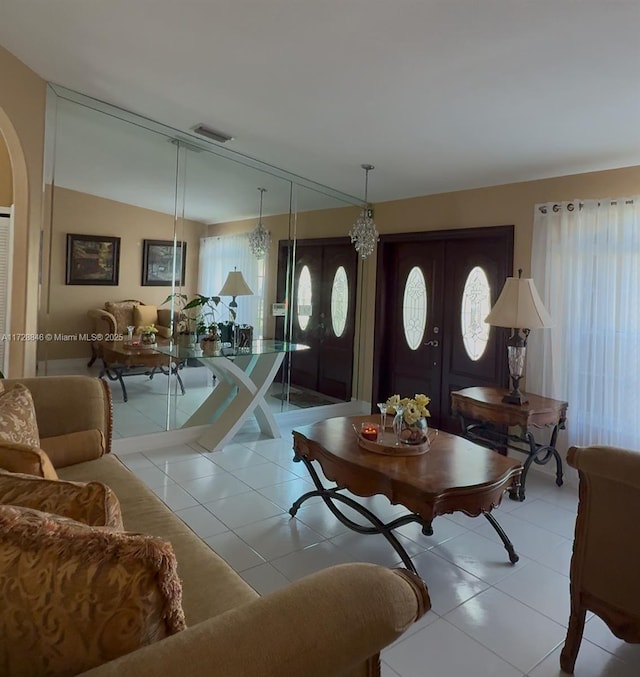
[277,238,358,401]
[373,226,513,431]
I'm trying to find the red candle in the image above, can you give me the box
[361,424,379,441]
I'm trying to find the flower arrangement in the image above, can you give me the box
[138,324,158,335]
[385,393,431,425]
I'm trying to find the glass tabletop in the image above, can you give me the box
[152,339,309,361]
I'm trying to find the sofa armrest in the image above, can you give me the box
[3,376,112,457]
[88,308,117,335]
[568,445,640,489]
[82,563,430,677]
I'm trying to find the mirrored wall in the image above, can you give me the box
[40,85,364,442]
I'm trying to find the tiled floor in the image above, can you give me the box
[117,428,640,677]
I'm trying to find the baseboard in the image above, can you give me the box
[113,399,370,455]
[113,425,210,455]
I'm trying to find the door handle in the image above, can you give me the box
[424,339,439,347]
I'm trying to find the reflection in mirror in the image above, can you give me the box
[296,266,312,331]
[277,185,363,407]
[40,97,196,438]
[41,87,365,445]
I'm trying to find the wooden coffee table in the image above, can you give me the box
[290,415,523,574]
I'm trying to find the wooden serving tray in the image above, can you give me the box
[356,429,430,456]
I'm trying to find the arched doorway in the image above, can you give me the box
[0,107,35,377]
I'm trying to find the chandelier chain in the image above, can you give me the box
[248,187,271,259]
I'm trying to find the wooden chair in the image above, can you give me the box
[560,445,640,673]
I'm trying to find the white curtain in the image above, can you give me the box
[198,234,265,336]
[528,198,640,448]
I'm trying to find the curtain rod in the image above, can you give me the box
[538,199,635,214]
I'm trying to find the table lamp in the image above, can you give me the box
[485,269,553,405]
[218,268,253,321]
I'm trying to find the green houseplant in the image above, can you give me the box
[162,293,236,351]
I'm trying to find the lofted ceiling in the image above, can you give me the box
[2,0,640,213]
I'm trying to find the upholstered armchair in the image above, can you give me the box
[560,444,640,673]
[86,301,174,366]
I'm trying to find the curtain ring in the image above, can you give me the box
[539,206,547,214]
[567,203,575,211]
[552,204,560,212]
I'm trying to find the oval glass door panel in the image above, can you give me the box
[402,266,427,350]
[461,266,491,361]
[297,265,312,330]
[330,266,348,338]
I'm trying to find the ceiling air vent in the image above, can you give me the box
[192,124,234,143]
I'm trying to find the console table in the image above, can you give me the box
[155,340,308,451]
[450,386,568,501]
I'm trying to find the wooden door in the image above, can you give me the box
[373,226,513,431]
[276,238,358,401]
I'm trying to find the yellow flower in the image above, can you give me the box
[138,324,158,334]
[385,393,431,423]
[385,394,401,414]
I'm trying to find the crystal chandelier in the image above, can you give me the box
[248,187,271,259]
[349,164,379,259]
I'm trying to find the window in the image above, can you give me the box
[198,234,265,337]
[297,265,312,331]
[330,266,348,337]
[461,266,491,361]
[402,266,427,351]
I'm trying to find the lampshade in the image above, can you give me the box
[219,270,253,298]
[485,275,553,329]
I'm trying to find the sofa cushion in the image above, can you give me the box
[0,468,123,528]
[0,382,40,449]
[0,504,186,677]
[133,303,158,330]
[0,441,58,479]
[0,384,58,479]
[104,301,137,334]
[156,307,174,338]
[40,428,106,468]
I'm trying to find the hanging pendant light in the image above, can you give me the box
[248,187,271,259]
[349,164,379,259]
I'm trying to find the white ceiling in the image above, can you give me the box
[2,0,640,211]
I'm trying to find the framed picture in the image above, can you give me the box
[65,234,120,285]
[142,239,187,286]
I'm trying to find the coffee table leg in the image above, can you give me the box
[100,366,128,402]
[290,457,422,575]
[483,512,519,563]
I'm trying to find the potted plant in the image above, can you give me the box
[162,293,236,351]
[161,293,199,349]
[188,294,237,355]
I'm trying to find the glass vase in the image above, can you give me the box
[392,406,406,443]
[396,415,428,445]
[141,332,156,346]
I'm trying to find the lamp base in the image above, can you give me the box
[502,389,529,406]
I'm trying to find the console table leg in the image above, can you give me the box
[483,512,519,564]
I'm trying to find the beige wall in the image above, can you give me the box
[0,133,12,204]
[42,187,205,360]
[0,45,46,377]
